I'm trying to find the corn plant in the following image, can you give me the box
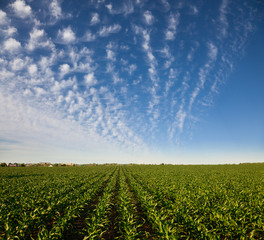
[116,169,142,239]
[83,170,118,239]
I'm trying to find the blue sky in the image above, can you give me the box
[0,0,263,164]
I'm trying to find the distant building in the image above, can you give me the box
[64,163,75,166]
[8,163,18,167]
[25,163,34,167]
[39,162,51,166]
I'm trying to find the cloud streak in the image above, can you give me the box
[165,13,180,40]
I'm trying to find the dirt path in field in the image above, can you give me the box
[63,169,117,240]
[123,169,158,239]
[101,168,121,239]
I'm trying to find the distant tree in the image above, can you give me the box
[0,162,7,167]
[20,163,25,167]
[53,163,59,167]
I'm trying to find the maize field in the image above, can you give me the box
[1,164,264,239]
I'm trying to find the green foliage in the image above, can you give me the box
[0,166,116,239]
[124,164,264,239]
[116,169,143,239]
[0,164,263,239]
[84,170,118,239]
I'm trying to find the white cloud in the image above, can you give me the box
[23,88,33,96]
[169,13,180,29]
[38,54,57,73]
[165,13,180,40]
[188,64,210,111]
[3,27,17,37]
[187,48,194,61]
[188,42,217,111]
[120,44,129,51]
[139,28,158,82]
[120,58,128,66]
[128,64,137,75]
[49,0,62,20]
[160,46,170,58]
[120,86,127,95]
[52,77,75,92]
[106,49,116,61]
[160,0,170,11]
[0,58,7,66]
[10,58,25,71]
[30,28,44,39]
[188,87,199,111]
[104,43,124,85]
[164,79,173,96]
[34,87,46,97]
[82,31,97,42]
[105,4,113,12]
[169,102,187,140]
[112,72,123,84]
[106,1,134,15]
[176,108,186,133]
[27,28,43,48]
[11,0,32,19]
[219,0,229,37]
[3,38,21,53]
[208,42,218,60]
[59,63,70,77]
[58,27,76,44]
[65,47,95,74]
[160,45,175,69]
[84,73,97,86]
[65,90,74,103]
[26,27,55,51]
[0,69,15,79]
[190,5,198,15]
[133,75,142,85]
[106,62,114,74]
[137,28,150,52]
[0,92,114,159]
[147,51,155,61]
[187,41,218,112]
[77,60,95,74]
[133,25,160,129]
[0,10,8,25]
[143,11,154,25]
[28,64,38,76]
[98,24,121,37]
[165,31,174,40]
[106,41,117,50]
[90,13,100,25]
[0,35,144,155]
[169,68,177,79]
